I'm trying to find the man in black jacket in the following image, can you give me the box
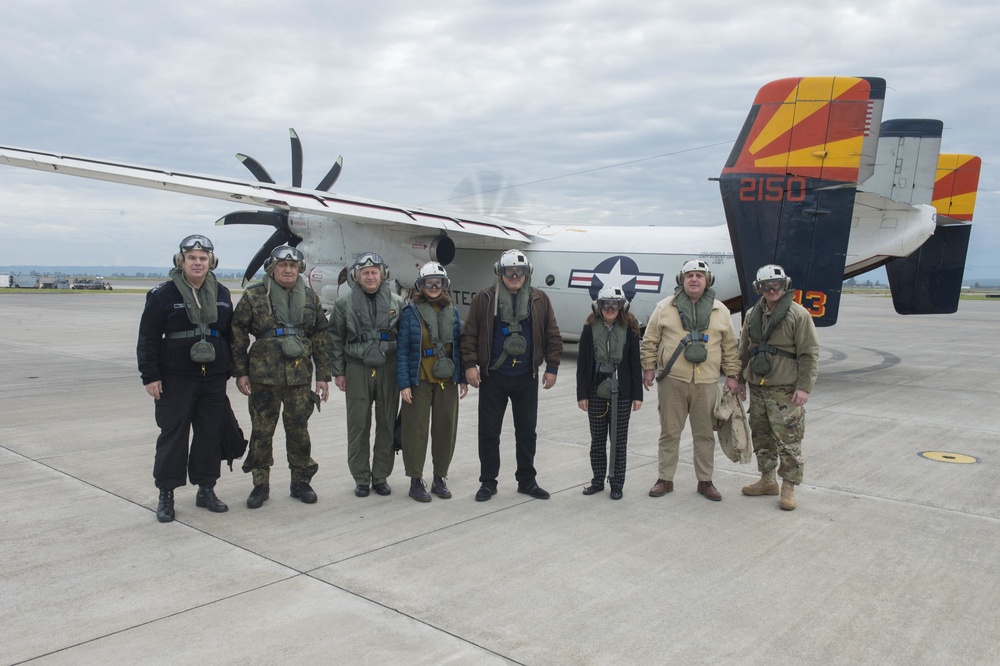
[137,235,233,523]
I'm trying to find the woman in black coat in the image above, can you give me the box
[576,286,643,500]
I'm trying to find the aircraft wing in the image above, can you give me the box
[0,145,534,248]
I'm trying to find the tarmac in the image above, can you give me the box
[2,292,999,665]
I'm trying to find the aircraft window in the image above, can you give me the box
[545,274,555,286]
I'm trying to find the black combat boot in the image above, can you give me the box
[196,485,229,512]
[290,481,317,504]
[246,483,269,509]
[156,488,175,523]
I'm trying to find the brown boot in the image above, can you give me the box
[697,480,722,501]
[649,479,673,497]
[779,479,796,511]
[742,471,779,496]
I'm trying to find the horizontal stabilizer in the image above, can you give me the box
[720,76,885,326]
[886,223,972,315]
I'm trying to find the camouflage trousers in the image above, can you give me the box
[748,385,805,484]
[243,383,318,486]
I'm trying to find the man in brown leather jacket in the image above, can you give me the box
[459,249,562,502]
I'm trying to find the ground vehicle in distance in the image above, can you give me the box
[71,278,112,290]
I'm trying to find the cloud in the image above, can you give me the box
[0,0,996,275]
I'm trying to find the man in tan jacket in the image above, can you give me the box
[736,264,819,511]
[640,259,742,501]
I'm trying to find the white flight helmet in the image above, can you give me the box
[753,264,791,294]
[593,284,630,315]
[676,258,714,287]
[415,261,450,291]
[494,249,533,277]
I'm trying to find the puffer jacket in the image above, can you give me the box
[396,300,465,388]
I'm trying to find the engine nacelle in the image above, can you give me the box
[405,235,456,265]
[307,264,348,311]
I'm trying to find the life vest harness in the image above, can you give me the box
[655,331,709,383]
[255,326,302,339]
[165,327,219,340]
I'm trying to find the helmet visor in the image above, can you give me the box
[759,280,786,293]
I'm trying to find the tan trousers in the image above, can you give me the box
[655,377,717,482]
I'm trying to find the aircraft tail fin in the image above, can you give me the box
[719,76,886,326]
[886,154,981,314]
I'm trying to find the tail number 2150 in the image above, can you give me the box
[738,176,807,202]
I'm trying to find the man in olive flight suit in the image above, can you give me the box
[329,251,405,498]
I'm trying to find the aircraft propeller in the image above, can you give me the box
[220,129,344,285]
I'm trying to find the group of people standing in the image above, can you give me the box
[137,237,816,523]
[138,240,562,522]
[564,258,818,511]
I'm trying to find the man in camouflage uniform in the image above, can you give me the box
[231,246,332,509]
[329,251,404,498]
[736,264,819,510]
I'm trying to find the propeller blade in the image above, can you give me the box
[235,154,276,184]
[215,210,287,228]
[289,129,303,188]
[242,227,301,287]
[316,156,344,191]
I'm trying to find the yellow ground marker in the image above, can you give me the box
[918,451,980,464]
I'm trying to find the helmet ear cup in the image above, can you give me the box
[173,252,184,269]
[676,270,714,287]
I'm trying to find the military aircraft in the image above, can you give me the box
[0,76,981,335]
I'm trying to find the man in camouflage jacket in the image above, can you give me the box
[231,246,332,509]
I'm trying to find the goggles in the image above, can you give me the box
[600,301,623,312]
[271,246,304,263]
[179,234,214,252]
[422,279,445,289]
[759,281,786,293]
[355,251,386,269]
[501,267,526,279]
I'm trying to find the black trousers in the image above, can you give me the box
[478,371,539,487]
[587,384,632,490]
[153,373,226,490]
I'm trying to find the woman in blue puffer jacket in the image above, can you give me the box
[396,262,468,502]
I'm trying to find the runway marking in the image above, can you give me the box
[818,347,900,377]
[919,451,980,464]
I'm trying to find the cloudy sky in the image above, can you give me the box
[0,0,996,277]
